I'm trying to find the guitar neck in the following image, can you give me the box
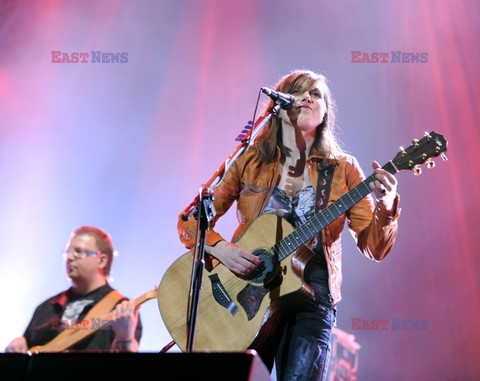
[274,161,397,260]
[133,290,156,308]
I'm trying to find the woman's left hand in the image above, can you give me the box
[369,160,398,211]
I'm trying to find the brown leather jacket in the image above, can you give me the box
[177,146,400,306]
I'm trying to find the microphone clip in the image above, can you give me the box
[261,87,295,110]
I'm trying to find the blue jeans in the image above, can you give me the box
[255,300,336,381]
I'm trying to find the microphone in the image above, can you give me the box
[261,87,295,110]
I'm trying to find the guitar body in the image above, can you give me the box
[158,214,315,352]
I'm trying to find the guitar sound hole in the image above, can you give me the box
[247,248,279,286]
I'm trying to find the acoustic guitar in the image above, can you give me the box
[158,132,447,351]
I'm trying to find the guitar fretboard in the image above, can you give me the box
[274,162,396,260]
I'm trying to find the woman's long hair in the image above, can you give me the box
[255,69,345,163]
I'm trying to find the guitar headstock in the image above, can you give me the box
[390,131,448,175]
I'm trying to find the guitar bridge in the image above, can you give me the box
[208,274,239,316]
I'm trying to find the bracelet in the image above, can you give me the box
[116,339,133,349]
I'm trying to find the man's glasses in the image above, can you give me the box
[62,247,100,259]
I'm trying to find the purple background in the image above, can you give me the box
[1,1,479,379]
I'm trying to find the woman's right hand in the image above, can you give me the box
[5,336,28,353]
[207,241,262,277]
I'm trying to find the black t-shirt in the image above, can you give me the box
[24,284,142,350]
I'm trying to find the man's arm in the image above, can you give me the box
[4,336,28,353]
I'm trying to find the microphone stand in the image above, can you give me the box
[182,101,285,352]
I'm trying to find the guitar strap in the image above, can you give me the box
[314,159,335,213]
[309,158,336,256]
[35,290,124,352]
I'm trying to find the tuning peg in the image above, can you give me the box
[413,166,422,175]
[424,131,432,140]
[427,160,435,169]
[441,153,448,161]
[399,146,406,156]
[412,139,419,148]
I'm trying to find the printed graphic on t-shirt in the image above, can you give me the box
[61,299,95,324]
[263,185,316,227]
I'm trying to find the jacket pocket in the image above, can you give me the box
[237,179,272,223]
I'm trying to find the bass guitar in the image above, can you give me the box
[29,287,157,353]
